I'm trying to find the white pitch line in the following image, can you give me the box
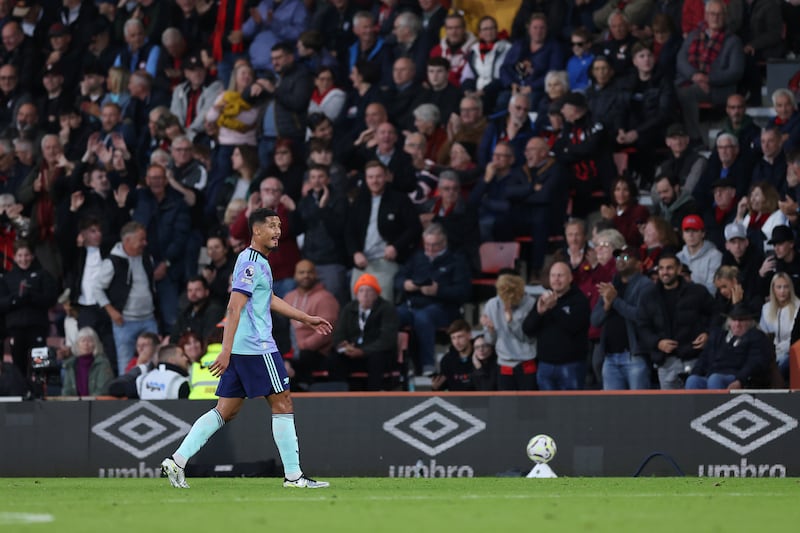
[0,512,55,525]
[154,491,793,504]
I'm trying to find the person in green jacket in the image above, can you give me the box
[61,327,114,397]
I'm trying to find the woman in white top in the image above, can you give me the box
[759,272,798,383]
[307,67,346,123]
[460,16,511,107]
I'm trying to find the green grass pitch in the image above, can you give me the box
[1,477,798,532]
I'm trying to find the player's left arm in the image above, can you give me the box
[271,295,333,335]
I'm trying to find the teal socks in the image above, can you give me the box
[173,409,225,468]
[272,413,301,479]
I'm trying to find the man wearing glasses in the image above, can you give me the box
[395,224,471,376]
[694,133,753,211]
[590,245,652,390]
[566,28,594,92]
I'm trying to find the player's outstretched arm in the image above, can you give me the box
[271,295,333,335]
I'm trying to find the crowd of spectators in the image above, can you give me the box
[1,0,800,396]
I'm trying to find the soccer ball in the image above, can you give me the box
[526,434,557,464]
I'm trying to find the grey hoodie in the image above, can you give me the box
[482,294,537,367]
[678,240,723,295]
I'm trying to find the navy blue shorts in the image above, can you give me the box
[215,352,289,398]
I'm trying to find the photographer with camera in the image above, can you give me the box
[0,239,58,378]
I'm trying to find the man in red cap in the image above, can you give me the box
[330,272,399,391]
[677,214,722,295]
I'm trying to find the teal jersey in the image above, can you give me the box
[230,247,278,355]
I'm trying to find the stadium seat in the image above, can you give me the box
[472,241,520,287]
[310,331,409,391]
[790,341,800,389]
[613,150,630,175]
[348,331,408,389]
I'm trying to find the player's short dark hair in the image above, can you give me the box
[447,319,471,335]
[249,208,279,233]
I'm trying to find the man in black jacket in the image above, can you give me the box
[637,251,714,389]
[553,91,615,218]
[694,133,754,212]
[652,174,699,238]
[720,221,764,303]
[295,164,348,304]
[686,303,771,390]
[0,239,57,377]
[62,216,117,371]
[504,136,569,281]
[353,122,415,193]
[344,161,422,304]
[522,260,590,390]
[331,273,398,391]
[431,319,476,391]
[254,41,313,145]
[385,57,423,132]
[169,277,224,344]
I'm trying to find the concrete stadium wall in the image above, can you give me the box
[1,392,798,478]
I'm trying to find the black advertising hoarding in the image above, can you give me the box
[0,392,798,478]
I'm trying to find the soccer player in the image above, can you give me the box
[161,208,333,489]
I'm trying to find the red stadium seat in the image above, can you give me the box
[471,241,520,287]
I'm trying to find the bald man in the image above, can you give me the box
[501,136,569,283]
[282,260,340,388]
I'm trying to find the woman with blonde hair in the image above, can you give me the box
[479,271,537,390]
[101,66,131,112]
[760,272,798,383]
[206,61,260,208]
[710,263,762,331]
[60,327,114,397]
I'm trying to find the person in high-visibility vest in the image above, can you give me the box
[188,342,222,399]
[179,327,224,400]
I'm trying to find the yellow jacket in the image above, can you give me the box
[188,343,222,400]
